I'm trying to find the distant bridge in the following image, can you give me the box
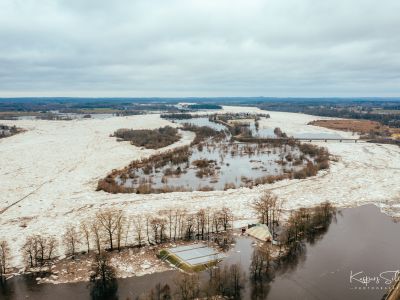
[234,137,362,143]
[289,138,359,143]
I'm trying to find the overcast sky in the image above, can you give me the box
[0,0,399,97]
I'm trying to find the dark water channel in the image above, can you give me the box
[1,205,399,300]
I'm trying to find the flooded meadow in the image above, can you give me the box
[103,116,328,193]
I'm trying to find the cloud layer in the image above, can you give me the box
[1,0,400,97]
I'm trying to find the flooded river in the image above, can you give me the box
[116,117,320,192]
[1,205,399,300]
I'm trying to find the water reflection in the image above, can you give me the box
[89,253,118,300]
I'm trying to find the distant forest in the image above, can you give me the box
[1,97,399,127]
[254,101,400,128]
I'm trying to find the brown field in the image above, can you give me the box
[308,119,400,137]
[0,111,40,118]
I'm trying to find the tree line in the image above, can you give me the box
[14,207,233,271]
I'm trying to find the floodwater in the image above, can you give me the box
[174,117,276,138]
[117,117,313,191]
[173,116,346,140]
[247,120,276,138]
[1,205,399,300]
[173,117,227,131]
[118,142,308,191]
[223,204,400,300]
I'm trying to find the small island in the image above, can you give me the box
[113,126,181,149]
[0,124,24,139]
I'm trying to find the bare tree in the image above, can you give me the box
[22,236,38,268]
[0,240,10,277]
[80,222,91,254]
[251,191,278,229]
[91,221,102,255]
[185,214,195,240]
[36,235,48,266]
[47,237,58,261]
[272,197,285,237]
[162,209,174,241]
[96,209,123,251]
[145,214,152,244]
[219,207,233,231]
[115,214,125,251]
[196,209,206,240]
[64,225,80,258]
[206,208,212,239]
[133,215,144,247]
[151,217,164,244]
[178,210,188,240]
[173,209,180,241]
[159,218,167,243]
[167,209,174,241]
[212,210,221,233]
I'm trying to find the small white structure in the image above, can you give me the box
[247,224,272,242]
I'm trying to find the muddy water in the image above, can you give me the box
[1,205,399,300]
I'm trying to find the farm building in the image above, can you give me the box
[159,243,226,271]
[247,224,272,242]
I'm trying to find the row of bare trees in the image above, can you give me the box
[18,207,234,269]
[283,201,336,253]
[22,236,58,269]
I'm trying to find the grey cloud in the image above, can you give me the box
[0,0,399,97]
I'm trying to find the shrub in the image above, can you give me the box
[192,159,211,168]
